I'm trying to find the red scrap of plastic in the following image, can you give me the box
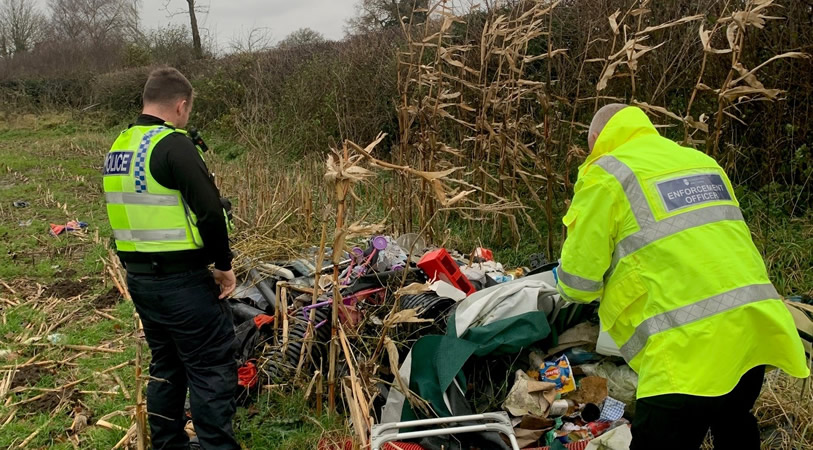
[587,421,612,437]
[253,314,275,329]
[475,247,494,261]
[237,360,259,388]
[50,224,66,236]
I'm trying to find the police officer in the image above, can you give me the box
[556,104,809,450]
[103,67,240,450]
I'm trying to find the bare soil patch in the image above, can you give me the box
[44,279,88,298]
[93,287,122,309]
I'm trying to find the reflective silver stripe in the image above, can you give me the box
[557,259,603,292]
[557,284,599,304]
[114,229,188,242]
[619,283,779,361]
[594,156,655,229]
[609,205,744,271]
[105,192,179,206]
[594,156,745,277]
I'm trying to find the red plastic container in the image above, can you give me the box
[418,248,476,296]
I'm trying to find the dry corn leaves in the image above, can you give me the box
[431,179,475,208]
[352,138,476,208]
[685,115,710,134]
[597,60,623,92]
[691,1,809,105]
[732,53,811,87]
[394,282,432,297]
[599,1,807,124]
[324,134,386,186]
[633,101,683,122]
[383,308,433,328]
[608,10,621,35]
[720,0,783,52]
[699,24,731,54]
[720,54,810,103]
[324,154,373,185]
[636,14,704,35]
[722,0,783,30]
[598,32,667,91]
[598,29,673,90]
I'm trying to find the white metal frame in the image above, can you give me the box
[371,412,520,450]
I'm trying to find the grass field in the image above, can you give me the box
[1,113,810,449]
[0,114,343,449]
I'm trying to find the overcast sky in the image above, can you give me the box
[141,0,359,49]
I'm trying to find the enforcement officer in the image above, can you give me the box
[555,104,809,449]
[103,67,240,450]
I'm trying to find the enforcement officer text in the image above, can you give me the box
[656,173,732,212]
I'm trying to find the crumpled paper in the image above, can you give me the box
[514,416,556,448]
[566,376,608,405]
[503,369,557,417]
[512,415,557,448]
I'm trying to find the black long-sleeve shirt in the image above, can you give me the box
[116,114,233,271]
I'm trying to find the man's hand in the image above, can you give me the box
[213,269,236,299]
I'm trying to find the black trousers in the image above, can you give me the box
[128,268,239,450]
[630,365,765,450]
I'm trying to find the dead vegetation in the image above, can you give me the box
[754,371,813,449]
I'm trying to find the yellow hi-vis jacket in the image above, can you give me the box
[103,124,205,253]
[557,106,810,399]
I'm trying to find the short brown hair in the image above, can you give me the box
[142,67,194,105]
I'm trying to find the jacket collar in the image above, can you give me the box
[131,114,177,130]
[579,106,659,175]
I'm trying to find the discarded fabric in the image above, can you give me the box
[599,396,626,422]
[49,220,88,236]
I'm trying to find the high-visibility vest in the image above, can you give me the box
[557,107,810,399]
[103,124,208,253]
